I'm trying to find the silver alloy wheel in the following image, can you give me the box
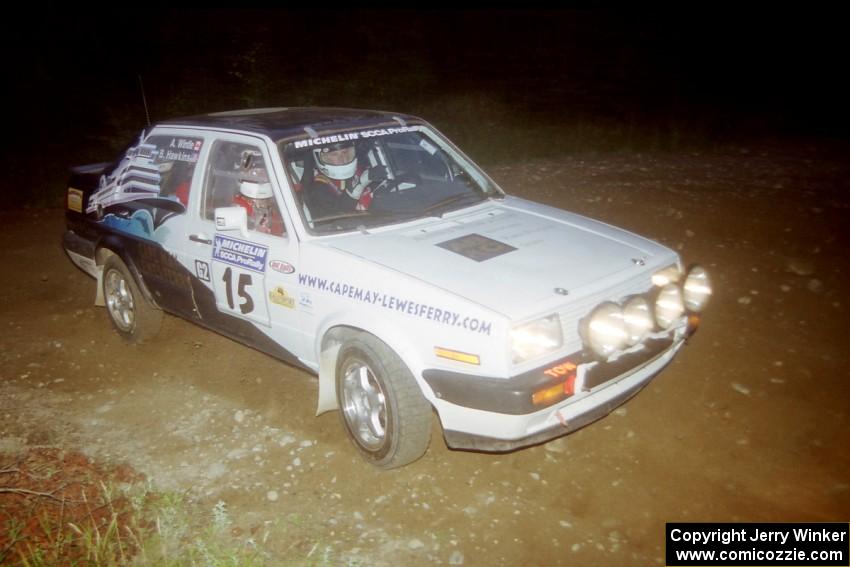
[341,360,387,450]
[105,269,135,332]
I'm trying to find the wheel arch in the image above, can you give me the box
[314,317,435,417]
[94,236,159,309]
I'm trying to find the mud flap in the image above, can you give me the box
[316,344,341,416]
[94,266,105,306]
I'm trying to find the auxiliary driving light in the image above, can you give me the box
[652,264,681,287]
[654,283,685,329]
[683,265,712,312]
[623,296,653,346]
[586,302,627,358]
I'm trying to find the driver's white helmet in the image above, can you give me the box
[314,142,357,180]
[240,167,273,199]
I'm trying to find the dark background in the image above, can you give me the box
[3,6,847,207]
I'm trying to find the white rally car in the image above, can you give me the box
[63,107,712,468]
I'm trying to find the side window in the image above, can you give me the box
[203,141,285,236]
[147,135,203,208]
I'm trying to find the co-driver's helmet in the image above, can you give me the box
[314,141,357,180]
[239,167,273,200]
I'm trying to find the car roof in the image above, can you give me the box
[157,107,425,141]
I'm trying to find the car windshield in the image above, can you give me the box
[279,125,502,234]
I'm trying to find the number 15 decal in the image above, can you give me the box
[211,260,270,326]
[222,266,254,314]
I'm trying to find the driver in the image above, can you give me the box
[233,166,284,235]
[308,141,379,215]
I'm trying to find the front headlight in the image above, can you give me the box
[511,314,563,364]
[683,265,712,312]
[586,302,627,358]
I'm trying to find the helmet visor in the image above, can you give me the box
[319,145,355,166]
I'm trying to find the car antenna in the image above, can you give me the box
[138,74,151,126]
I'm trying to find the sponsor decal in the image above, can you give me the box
[299,292,313,309]
[67,188,83,212]
[293,126,415,149]
[195,260,211,282]
[212,235,268,273]
[543,361,576,379]
[436,233,517,262]
[269,260,296,274]
[269,286,295,309]
[298,273,493,335]
[419,139,438,155]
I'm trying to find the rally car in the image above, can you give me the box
[63,107,712,469]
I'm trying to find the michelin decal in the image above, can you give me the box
[293,126,415,149]
[213,235,268,273]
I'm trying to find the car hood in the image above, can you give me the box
[323,197,677,320]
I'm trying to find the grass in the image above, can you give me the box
[3,475,347,566]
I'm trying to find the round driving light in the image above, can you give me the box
[654,284,685,329]
[623,296,653,346]
[586,302,627,358]
[683,265,712,312]
[652,265,681,287]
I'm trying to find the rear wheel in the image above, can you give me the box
[102,255,162,343]
[336,334,432,469]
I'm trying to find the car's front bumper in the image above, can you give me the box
[427,334,684,452]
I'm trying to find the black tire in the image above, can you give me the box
[102,255,162,343]
[336,334,432,469]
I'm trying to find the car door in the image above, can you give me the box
[181,133,304,359]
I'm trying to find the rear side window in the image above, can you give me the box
[146,135,204,208]
[92,132,203,213]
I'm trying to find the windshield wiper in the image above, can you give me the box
[422,193,485,217]
[311,209,419,226]
[310,210,371,225]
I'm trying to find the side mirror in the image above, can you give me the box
[214,206,249,239]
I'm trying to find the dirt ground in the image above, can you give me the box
[1,141,848,565]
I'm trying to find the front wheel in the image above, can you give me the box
[336,334,432,469]
[102,255,162,343]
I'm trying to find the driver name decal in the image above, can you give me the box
[213,235,268,273]
[160,137,202,163]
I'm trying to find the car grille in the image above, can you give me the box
[557,268,656,355]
